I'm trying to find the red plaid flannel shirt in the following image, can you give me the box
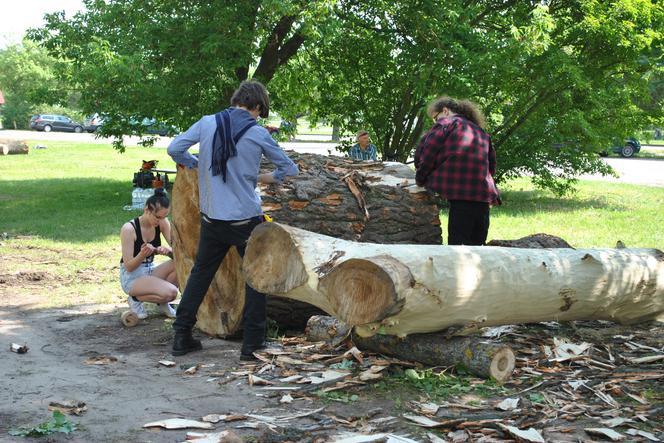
[415,115,500,205]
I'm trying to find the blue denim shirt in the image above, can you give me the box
[168,109,298,220]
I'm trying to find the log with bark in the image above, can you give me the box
[0,139,29,155]
[170,152,442,337]
[243,222,664,338]
[305,315,516,382]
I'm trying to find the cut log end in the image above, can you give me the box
[318,258,399,325]
[243,223,308,294]
[121,311,139,327]
[488,347,516,383]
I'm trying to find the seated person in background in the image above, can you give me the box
[348,130,378,161]
[120,188,178,319]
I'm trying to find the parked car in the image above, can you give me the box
[83,113,105,133]
[140,118,177,136]
[30,114,84,133]
[598,138,641,158]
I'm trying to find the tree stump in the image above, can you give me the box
[170,152,442,337]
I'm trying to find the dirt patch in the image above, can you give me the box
[0,270,57,285]
[1,242,663,442]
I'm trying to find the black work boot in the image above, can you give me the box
[172,330,202,356]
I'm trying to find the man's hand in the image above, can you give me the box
[258,172,277,184]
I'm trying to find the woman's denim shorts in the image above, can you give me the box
[120,262,154,295]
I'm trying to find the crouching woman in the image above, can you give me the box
[120,188,178,319]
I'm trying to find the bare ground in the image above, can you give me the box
[1,242,663,443]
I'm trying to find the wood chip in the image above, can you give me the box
[626,429,660,442]
[83,355,117,365]
[280,394,294,404]
[627,354,664,364]
[10,343,28,354]
[143,418,213,430]
[276,355,311,365]
[585,427,625,441]
[183,430,242,443]
[201,414,247,423]
[48,400,87,416]
[495,398,520,411]
[497,424,545,443]
[184,365,199,375]
[248,374,271,386]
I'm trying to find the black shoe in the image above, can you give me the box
[172,331,202,356]
[240,352,258,361]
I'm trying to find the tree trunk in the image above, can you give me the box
[243,222,664,338]
[170,152,442,337]
[0,139,29,155]
[305,315,515,381]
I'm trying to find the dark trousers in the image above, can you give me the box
[173,214,265,354]
[448,200,490,246]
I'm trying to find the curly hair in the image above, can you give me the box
[427,96,486,129]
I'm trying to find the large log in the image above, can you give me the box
[0,139,29,155]
[170,152,442,337]
[305,315,515,382]
[243,222,664,338]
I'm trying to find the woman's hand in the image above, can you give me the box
[140,243,156,258]
[156,246,172,256]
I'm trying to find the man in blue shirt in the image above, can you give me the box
[348,130,378,161]
[167,80,298,360]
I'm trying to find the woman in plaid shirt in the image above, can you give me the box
[414,96,500,246]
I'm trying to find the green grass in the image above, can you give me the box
[1,140,663,308]
[0,140,176,306]
[482,178,664,249]
[639,148,664,159]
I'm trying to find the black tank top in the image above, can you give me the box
[121,217,161,264]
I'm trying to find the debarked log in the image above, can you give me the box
[305,315,515,381]
[170,152,443,336]
[0,139,29,155]
[243,222,664,338]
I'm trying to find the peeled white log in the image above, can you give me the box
[243,223,664,337]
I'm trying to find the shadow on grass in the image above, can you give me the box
[494,189,628,214]
[0,178,142,243]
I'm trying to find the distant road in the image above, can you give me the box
[583,157,664,187]
[2,129,662,186]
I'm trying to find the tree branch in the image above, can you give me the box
[253,14,306,84]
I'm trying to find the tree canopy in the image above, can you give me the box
[273,0,663,193]
[30,0,334,149]
[30,0,663,193]
[0,40,79,129]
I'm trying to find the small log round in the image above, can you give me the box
[121,311,139,327]
[305,315,351,345]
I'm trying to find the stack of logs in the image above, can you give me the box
[171,151,664,381]
[170,152,442,337]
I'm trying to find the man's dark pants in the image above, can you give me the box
[173,214,265,355]
[448,200,490,246]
